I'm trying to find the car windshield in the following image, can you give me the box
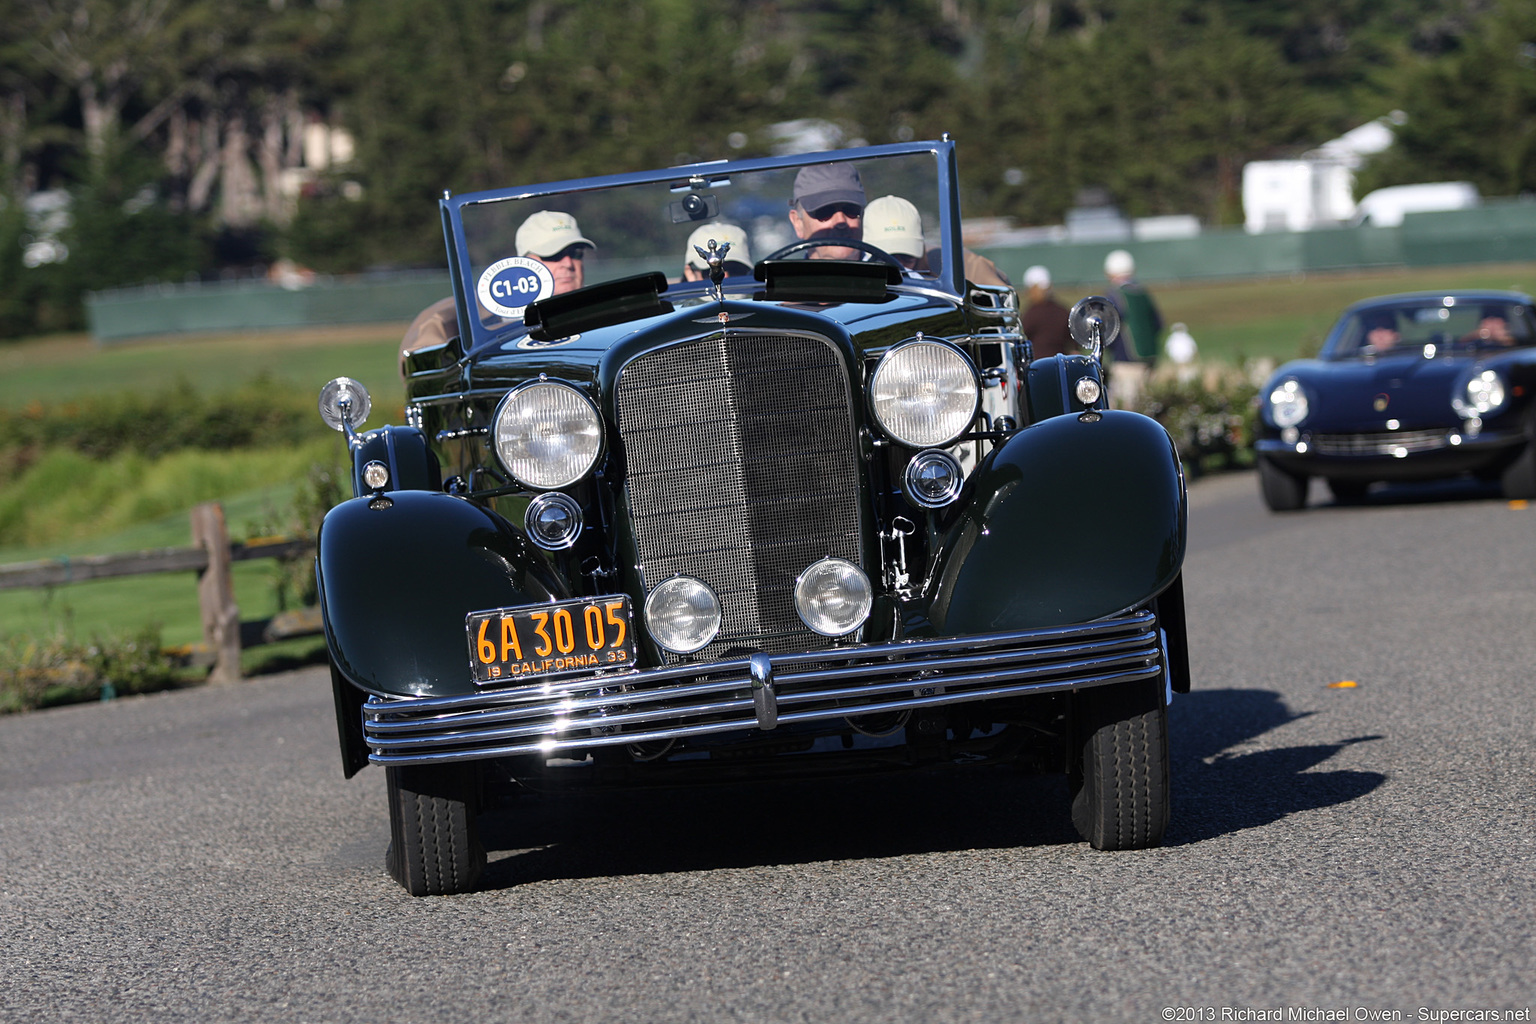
[446,146,954,347]
[1327,299,1536,359]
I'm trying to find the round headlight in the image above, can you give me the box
[1463,370,1507,415]
[492,381,603,490]
[794,557,873,637]
[1269,380,1309,428]
[644,577,721,654]
[870,340,979,447]
[903,449,963,509]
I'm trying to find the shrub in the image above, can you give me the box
[0,626,188,714]
[1133,361,1264,476]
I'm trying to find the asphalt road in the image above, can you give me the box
[3,471,1533,1024]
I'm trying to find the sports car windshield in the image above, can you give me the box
[1327,299,1536,359]
[447,146,954,345]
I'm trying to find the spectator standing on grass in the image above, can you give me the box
[1019,264,1073,360]
[1103,249,1163,408]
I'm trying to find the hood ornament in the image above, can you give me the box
[693,238,732,301]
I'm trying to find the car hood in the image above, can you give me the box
[1276,354,1472,431]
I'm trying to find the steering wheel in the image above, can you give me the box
[761,237,906,268]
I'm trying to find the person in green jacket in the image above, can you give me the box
[1103,248,1163,409]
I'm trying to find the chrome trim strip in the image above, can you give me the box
[362,610,1162,765]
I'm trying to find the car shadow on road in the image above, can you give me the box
[476,763,1082,891]
[472,688,1384,890]
[1166,687,1385,846]
[1317,475,1507,509]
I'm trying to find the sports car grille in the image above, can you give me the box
[1310,429,1450,456]
[615,331,862,661]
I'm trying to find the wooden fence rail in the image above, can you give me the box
[0,501,319,683]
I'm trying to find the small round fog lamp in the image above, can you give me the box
[524,492,583,550]
[903,450,963,509]
[794,558,873,637]
[361,460,390,491]
[1074,376,1102,406]
[644,577,721,654]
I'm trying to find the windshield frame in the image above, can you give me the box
[438,139,965,353]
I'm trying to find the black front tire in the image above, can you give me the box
[386,762,486,896]
[1258,456,1308,511]
[1501,438,1536,500]
[1069,677,1169,850]
[1325,477,1370,504]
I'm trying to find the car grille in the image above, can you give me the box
[615,331,862,662]
[1310,429,1449,456]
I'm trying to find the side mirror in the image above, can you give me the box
[1068,296,1121,363]
[318,377,372,439]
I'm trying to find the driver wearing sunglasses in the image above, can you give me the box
[787,163,866,261]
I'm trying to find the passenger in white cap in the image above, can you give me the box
[863,195,926,271]
[683,222,753,281]
[515,210,596,295]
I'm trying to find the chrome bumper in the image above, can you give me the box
[362,609,1165,766]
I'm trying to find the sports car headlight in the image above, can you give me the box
[1461,370,1507,416]
[1268,380,1309,428]
[492,381,603,490]
[644,577,721,654]
[870,340,979,447]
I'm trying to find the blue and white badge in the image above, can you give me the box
[477,256,554,318]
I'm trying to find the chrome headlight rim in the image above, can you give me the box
[524,492,584,551]
[793,557,874,638]
[869,338,980,449]
[903,449,964,509]
[1455,369,1507,418]
[491,379,604,491]
[1268,379,1310,429]
[643,576,722,655]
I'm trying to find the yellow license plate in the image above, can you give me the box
[467,596,637,686]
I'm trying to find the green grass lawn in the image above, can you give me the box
[0,322,408,412]
[1153,261,1536,365]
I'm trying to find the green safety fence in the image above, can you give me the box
[978,197,1536,290]
[85,200,1536,341]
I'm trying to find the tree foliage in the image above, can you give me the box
[0,0,1529,336]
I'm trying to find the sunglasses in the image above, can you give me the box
[545,245,587,262]
[807,202,863,221]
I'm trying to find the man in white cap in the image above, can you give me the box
[1020,264,1073,359]
[516,210,596,295]
[787,163,866,260]
[863,195,926,271]
[682,222,753,281]
[1102,248,1163,408]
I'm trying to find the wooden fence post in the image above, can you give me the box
[190,502,242,683]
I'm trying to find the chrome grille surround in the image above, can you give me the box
[614,330,863,661]
[362,609,1165,766]
[1310,429,1450,456]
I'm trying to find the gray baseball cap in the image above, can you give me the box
[791,163,866,212]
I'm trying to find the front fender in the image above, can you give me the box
[318,490,568,698]
[928,410,1185,633]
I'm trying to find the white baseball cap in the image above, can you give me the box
[863,195,924,258]
[1104,249,1135,278]
[516,210,595,258]
[1023,265,1051,290]
[685,222,752,271]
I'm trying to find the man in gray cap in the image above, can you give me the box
[787,163,865,260]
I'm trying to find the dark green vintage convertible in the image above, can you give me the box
[316,138,1190,895]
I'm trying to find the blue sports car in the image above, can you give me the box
[1255,290,1536,510]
